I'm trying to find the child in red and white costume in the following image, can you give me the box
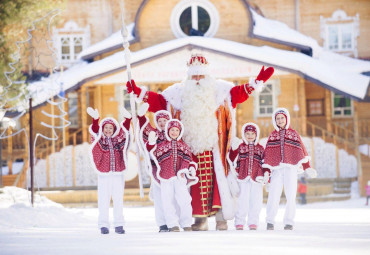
[137,103,173,232]
[264,108,317,230]
[147,119,198,232]
[227,123,268,230]
[87,107,131,235]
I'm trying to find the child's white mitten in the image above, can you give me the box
[305,168,317,178]
[231,137,242,151]
[87,107,99,119]
[137,103,149,117]
[148,131,158,145]
[122,107,132,119]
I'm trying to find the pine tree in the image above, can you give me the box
[0,0,65,108]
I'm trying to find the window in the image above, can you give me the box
[68,92,79,128]
[327,23,353,51]
[171,0,219,38]
[258,84,274,115]
[307,99,324,116]
[332,93,353,117]
[54,21,90,66]
[252,80,280,118]
[320,10,359,57]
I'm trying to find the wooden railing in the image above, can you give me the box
[13,158,29,188]
[33,128,83,187]
[2,128,83,187]
[306,120,356,152]
[332,119,370,142]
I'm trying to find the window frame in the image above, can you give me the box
[331,92,353,118]
[67,92,79,128]
[307,99,325,116]
[326,23,354,51]
[170,0,219,38]
[252,79,280,118]
[320,10,359,57]
[53,21,90,66]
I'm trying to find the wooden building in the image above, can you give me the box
[2,0,370,196]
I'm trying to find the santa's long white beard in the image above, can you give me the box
[181,76,219,154]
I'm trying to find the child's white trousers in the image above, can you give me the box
[266,166,298,226]
[98,174,125,228]
[151,183,167,226]
[161,178,192,228]
[234,179,263,227]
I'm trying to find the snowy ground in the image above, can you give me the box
[0,187,369,255]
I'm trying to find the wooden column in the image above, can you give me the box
[336,146,340,178]
[97,86,102,114]
[46,147,50,187]
[7,127,13,175]
[325,90,332,133]
[63,94,69,146]
[298,78,307,136]
[51,99,56,187]
[62,94,68,186]
[72,133,76,186]
[23,115,29,177]
[353,102,363,195]
[81,86,88,143]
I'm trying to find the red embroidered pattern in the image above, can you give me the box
[264,128,309,168]
[154,140,192,180]
[91,128,128,173]
[236,143,264,181]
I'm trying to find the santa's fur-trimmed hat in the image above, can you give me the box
[187,53,210,76]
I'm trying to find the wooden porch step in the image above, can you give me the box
[1,174,17,186]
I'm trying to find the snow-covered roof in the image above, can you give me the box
[78,23,135,60]
[28,36,370,108]
[249,8,370,74]
[250,9,321,57]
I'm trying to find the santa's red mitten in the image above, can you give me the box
[256,66,275,83]
[126,79,142,96]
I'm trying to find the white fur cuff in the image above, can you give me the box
[249,78,264,93]
[135,86,147,103]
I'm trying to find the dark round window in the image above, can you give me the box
[179,6,210,36]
